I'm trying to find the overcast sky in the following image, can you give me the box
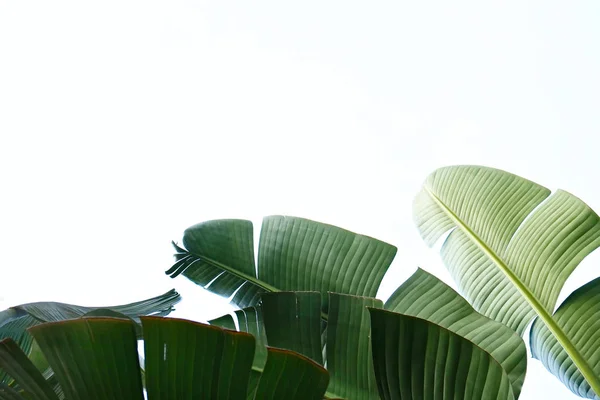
[1,2,600,399]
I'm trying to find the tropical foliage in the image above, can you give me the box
[169,214,528,399]
[0,290,181,387]
[1,165,599,399]
[413,165,600,399]
[0,316,329,400]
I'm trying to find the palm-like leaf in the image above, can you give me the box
[385,268,527,398]
[0,317,329,400]
[531,276,600,399]
[0,340,57,400]
[0,384,22,400]
[211,291,383,399]
[0,290,180,386]
[166,216,397,308]
[413,165,600,396]
[369,309,515,400]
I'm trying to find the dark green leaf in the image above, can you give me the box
[261,292,323,364]
[370,309,514,400]
[142,316,255,400]
[0,339,58,400]
[29,318,143,400]
[168,216,397,308]
[253,348,329,400]
[385,268,526,398]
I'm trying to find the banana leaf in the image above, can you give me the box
[212,291,384,399]
[413,165,600,397]
[0,316,329,399]
[166,216,397,308]
[0,290,180,385]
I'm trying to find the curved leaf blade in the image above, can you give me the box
[261,292,323,365]
[0,339,58,400]
[29,318,144,400]
[385,268,526,398]
[531,276,600,399]
[255,216,396,302]
[0,385,22,400]
[0,316,38,385]
[0,289,180,370]
[214,292,382,399]
[325,293,382,400]
[210,307,268,369]
[168,216,397,308]
[253,347,329,400]
[142,316,255,399]
[166,220,264,307]
[414,165,600,395]
[369,309,515,400]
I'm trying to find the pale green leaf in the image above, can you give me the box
[414,165,600,396]
[531,276,600,399]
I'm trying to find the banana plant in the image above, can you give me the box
[413,165,600,398]
[0,316,329,400]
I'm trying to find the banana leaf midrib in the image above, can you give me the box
[424,184,600,396]
[171,248,280,293]
[174,249,332,321]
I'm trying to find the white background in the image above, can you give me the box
[1,1,600,399]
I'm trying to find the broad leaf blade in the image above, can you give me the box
[261,292,323,365]
[414,165,600,395]
[531,276,600,399]
[168,216,397,308]
[256,216,396,300]
[370,309,515,400]
[0,339,58,400]
[0,385,22,400]
[142,316,255,400]
[210,307,268,369]
[253,347,329,400]
[0,316,38,385]
[29,318,144,400]
[211,291,382,399]
[385,268,526,398]
[166,220,264,307]
[0,289,181,379]
[18,289,181,323]
[326,293,382,400]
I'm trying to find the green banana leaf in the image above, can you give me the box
[413,165,600,397]
[385,268,527,399]
[530,276,600,399]
[0,385,22,400]
[210,306,269,371]
[0,290,181,385]
[369,309,516,400]
[0,340,57,400]
[211,291,383,399]
[0,316,329,400]
[166,216,397,308]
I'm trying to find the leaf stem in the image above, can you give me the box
[187,253,331,321]
[192,254,281,293]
